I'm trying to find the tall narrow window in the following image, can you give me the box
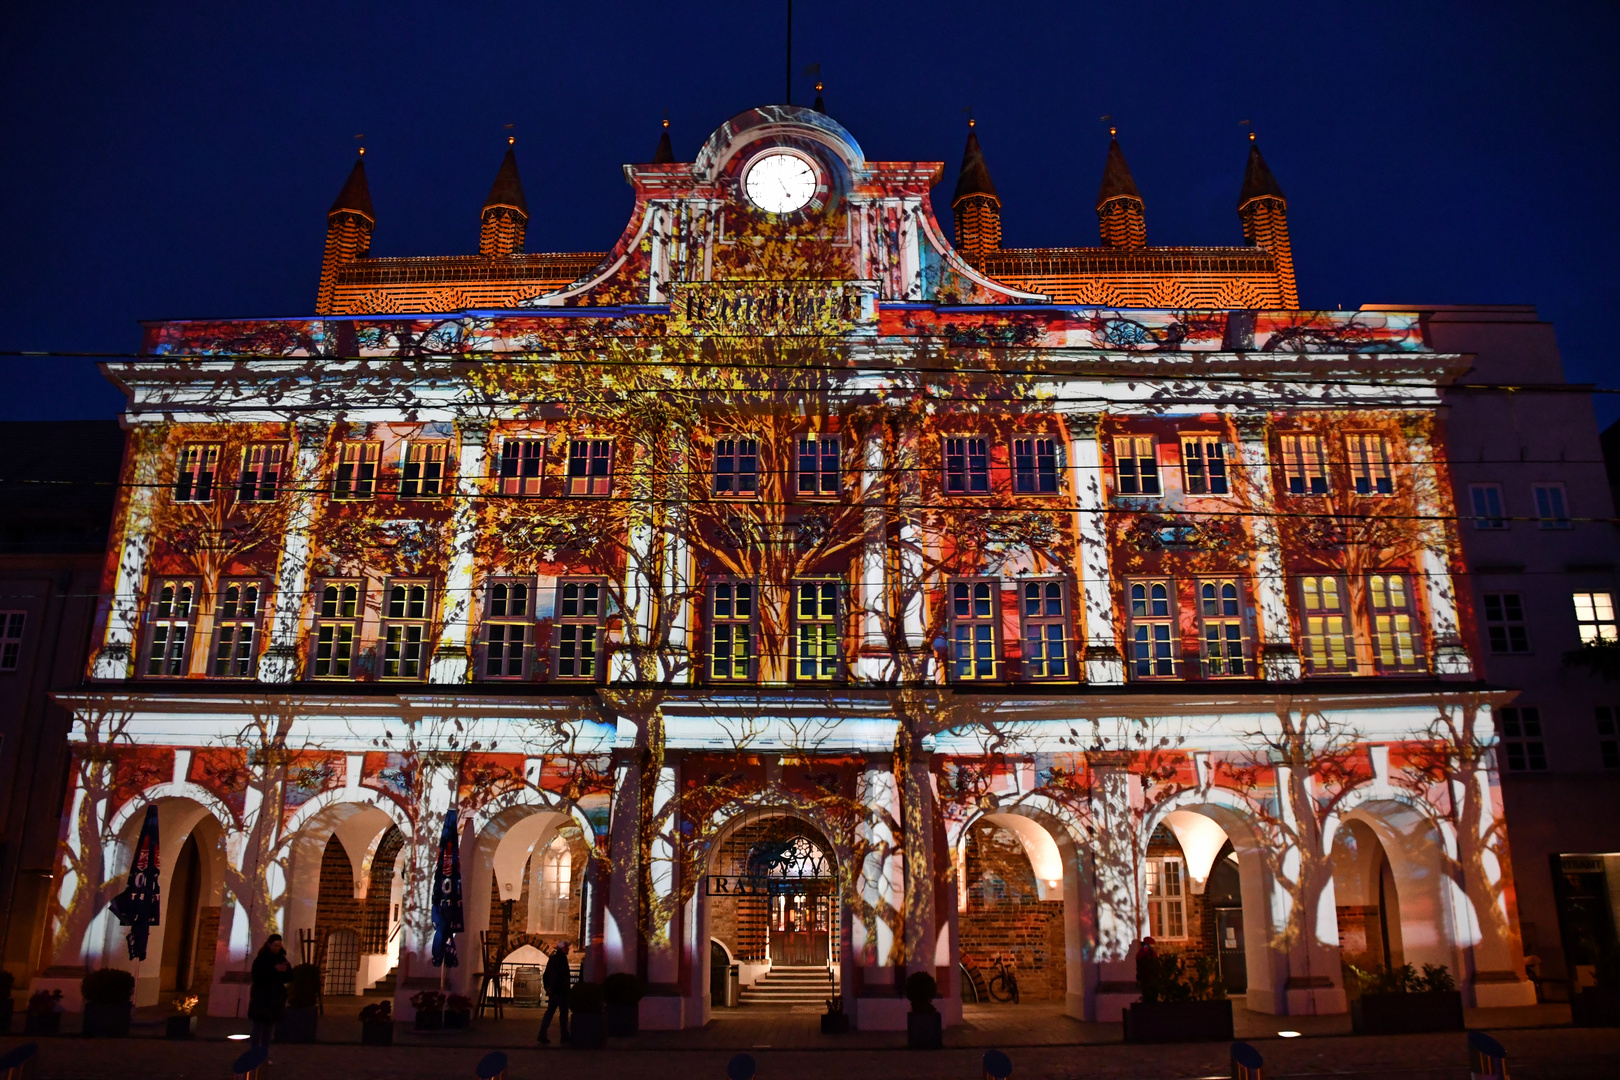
[1574,592,1617,644]
[797,433,840,496]
[312,580,362,678]
[1279,434,1328,495]
[1128,580,1176,677]
[538,837,573,934]
[401,442,447,498]
[1483,593,1529,654]
[237,444,285,502]
[943,436,989,494]
[145,579,197,676]
[0,611,23,671]
[382,581,431,679]
[212,579,262,677]
[950,580,999,680]
[567,439,613,496]
[174,444,220,502]
[713,437,760,496]
[1346,433,1394,495]
[1469,484,1507,530]
[1181,436,1229,496]
[794,581,840,680]
[709,581,756,681]
[554,579,605,679]
[1198,580,1248,677]
[484,579,533,679]
[1013,437,1059,494]
[1300,575,1353,674]
[1114,436,1160,496]
[1497,706,1546,771]
[499,438,545,496]
[1368,573,1423,672]
[1534,484,1571,529]
[1145,857,1187,939]
[333,441,380,500]
[1020,581,1069,679]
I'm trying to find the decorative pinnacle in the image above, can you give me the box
[663,118,670,128]
[1110,126,1117,137]
[815,80,823,92]
[1249,131,1256,142]
[508,135,515,146]
[358,146,365,156]
[969,117,976,128]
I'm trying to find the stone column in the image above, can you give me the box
[1084,754,1142,1020]
[855,428,889,681]
[1234,415,1302,681]
[1406,431,1472,676]
[259,419,331,683]
[1267,764,1346,1015]
[91,430,165,679]
[392,763,463,1016]
[660,439,691,683]
[851,759,907,1029]
[1061,411,1123,684]
[429,419,491,684]
[614,442,657,682]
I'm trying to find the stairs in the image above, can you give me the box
[739,965,835,1007]
[366,964,399,996]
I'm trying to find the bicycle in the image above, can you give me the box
[986,952,1020,1004]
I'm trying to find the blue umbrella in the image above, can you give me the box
[429,808,463,968]
[108,804,161,960]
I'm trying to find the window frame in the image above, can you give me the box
[311,578,364,679]
[380,579,433,681]
[400,440,448,499]
[482,577,536,680]
[211,578,265,678]
[1482,592,1530,654]
[566,438,613,497]
[1145,856,1188,940]
[1013,436,1060,495]
[552,577,607,681]
[708,578,758,682]
[1113,435,1161,497]
[1367,572,1425,673]
[712,436,760,498]
[1197,578,1251,678]
[1534,483,1572,529]
[333,441,381,501]
[1278,433,1328,496]
[0,611,23,672]
[1127,578,1178,679]
[1180,434,1230,497]
[948,578,1000,682]
[144,577,200,678]
[943,435,990,496]
[236,443,286,503]
[498,437,546,497]
[792,579,842,682]
[174,443,221,503]
[1469,483,1507,530]
[1497,705,1547,771]
[1574,592,1617,645]
[1346,433,1394,496]
[796,432,841,499]
[1299,574,1355,675]
[1018,579,1071,681]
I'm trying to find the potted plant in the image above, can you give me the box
[602,973,643,1037]
[0,970,12,1034]
[166,994,199,1039]
[359,1000,393,1045]
[25,990,62,1035]
[1571,950,1620,1027]
[444,993,473,1030]
[569,981,606,1048]
[411,989,446,1030]
[80,968,135,1038]
[1122,939,1233,1043]
[820,993,849,1034]
[278,963,321,1043]
[1348,963,1463,1034]
[904,972,942,1049]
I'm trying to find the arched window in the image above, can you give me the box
[538,837,572,933]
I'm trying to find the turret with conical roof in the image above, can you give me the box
[1236,134,1297,307]
[317,150,375,314]
[951,120,1001,267]
[652,119,674,164]
[1096,131,1146,249]
[479,138,529,257]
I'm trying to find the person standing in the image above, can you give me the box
[247,934,295,1054]
[537,941,571,1044]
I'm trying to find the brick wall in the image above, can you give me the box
[959,824,1065,1002]
[1146,828,1218,962]
[313,834,362,970]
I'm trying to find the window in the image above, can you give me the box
[554,579,605,679]
[312,580,362,678]
[145,579,196,676]
[1198,580,1249,677]
[483,580,532,679]
[1114,436,1160,496]
[1368,573,1423,672]
[567,439,613,497]
[498,438,545,496]
[1279,433,1327,495]
[1013,437,1059,494]
[237,444,285,502]
[709,580,755,681]
[950,580,999,680]
[1346,433,1394,495]
[1498,706,1546,771]
[382,582,431,679]
[1574,592,1617,644]
[401,442,446,498]
[797,433,840,497]
[1128,580,1177,677]
[1181,436,1229,496]
[713,437,759,496]
[333,441,380,500]
[537,836,573,934]
[1300,575,1354,674]
[1534,484,1571,529]
[1595,707,1619,770]
[944,436,989,494]
[1483,593,1529,654]
[1020,581,1069,679]
[1470,484,1507,530]
[174,444,220,502]
[0,611,25,671]
[794,581,840,681]
[1146,857,1187,939]
[212,580,262,677]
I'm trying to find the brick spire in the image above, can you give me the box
[480,139,529,257]
[951,120,1001,268]
[1237,135,1297,308]
[1095,131,1146,249]
[317,151,374,315]
[653,119,674,164]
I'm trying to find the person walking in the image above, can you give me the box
[537,941,571,1044]
[247,933,295,1056]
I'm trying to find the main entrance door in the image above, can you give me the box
[768,892,831,965]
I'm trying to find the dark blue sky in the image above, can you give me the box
[2,1,1615,421]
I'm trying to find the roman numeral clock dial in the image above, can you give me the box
[744,152,817,214]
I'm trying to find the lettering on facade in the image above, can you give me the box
[667,281,872,337]
[704,874,835,897]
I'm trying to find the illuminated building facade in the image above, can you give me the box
[35,105,1535,1029]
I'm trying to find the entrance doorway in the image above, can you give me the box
[768,892,832,964]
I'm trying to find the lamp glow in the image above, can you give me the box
[1163,811,1230,893]
[1277,1030,1301,1038]
[227,1033,251,1041]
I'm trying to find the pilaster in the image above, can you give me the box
[1406,431,1473,677]
[1234,415,1302,681]
[259,419,331,683]
[91,436,164,680]
[429,419,491,684]
[1061,410,1124,684]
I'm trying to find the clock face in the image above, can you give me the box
[745,152,817,214]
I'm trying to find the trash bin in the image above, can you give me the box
[727,964,741,1007]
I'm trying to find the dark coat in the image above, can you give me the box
[246,948,295,1023]
[542,949,572,1000]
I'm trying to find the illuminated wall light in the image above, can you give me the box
[227,1033,252,1041]
[1277,1030,1302,1038]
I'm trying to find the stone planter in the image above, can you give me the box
[25,1011,61,1036]
[605,1002,638,1037]
[1122,999,1234,1043]
[444,1010,471,1030]
[361,1020,394,1045]
[905,1010,942,1049]
[277,1005,319,1043]
[81,1001,132,1038]
[570,1012,606,1048]
[1571,986,1620,1027]
[165,1014,198,1039]
[820,1011,849,1034]
[1351,991,1464,1034]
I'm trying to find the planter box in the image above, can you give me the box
[165,1015,198,1039]
[571,1012,606,1048]
[26,1012,62,1036]
[444,1010,471,1030]
[1123,999,1234,1043]
[605,1002,638,1037]
[1351,991,1464,1035]
[277,1005,319,1043]
[81,1001,132,1038]
[820,1011,849,1034]
[361,1020,394,1046]
[414,1010,444,1031]
[1571,986,1620,1027]
[905,1010,942,1049]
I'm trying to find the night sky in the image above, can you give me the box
[1,1,1615,422]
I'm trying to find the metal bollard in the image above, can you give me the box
[983,1048,1012,1078]
[231,1045,269,1080]
[476,1051,509,1080]
[1230,1040,1264,1080]
[727,1051,757,1080]
[0,1041,39,1080]
[1467,1031,1509,1078]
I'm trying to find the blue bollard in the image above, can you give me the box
[1231,1040,1264,1080]
[476,1050,510,1079]
[983,1048,1013,1078]
[0,1042,39,1080]
[231,1045,269,1080]
[726,1051,757,1080]
[1467,1031,1508,1078]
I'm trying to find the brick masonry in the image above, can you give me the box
[959,825,1065,1002]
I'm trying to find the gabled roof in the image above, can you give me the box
[328,155,374,221]
[1096,136,1143,208]
[952,124,999,207]
[1238,137,1286,208]
[483,145,528,217]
